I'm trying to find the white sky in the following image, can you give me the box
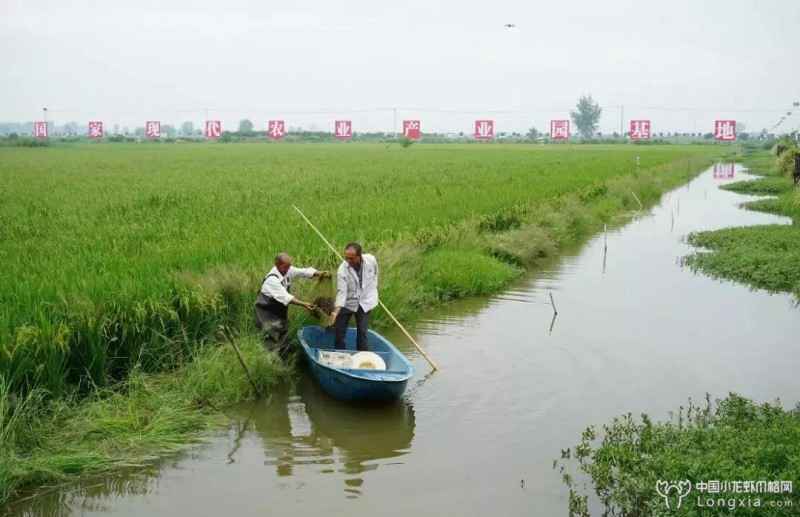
[1,0,799,134]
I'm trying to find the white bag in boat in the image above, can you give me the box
[351,351,387,371]
[318,350,353,369]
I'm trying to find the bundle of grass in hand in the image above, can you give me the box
[308,277,336,327]
[313,296,335,315]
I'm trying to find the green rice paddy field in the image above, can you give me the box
[0,143,723,397]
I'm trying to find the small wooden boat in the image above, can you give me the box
[298,325,414,402]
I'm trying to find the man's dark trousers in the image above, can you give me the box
[334,307,370,351]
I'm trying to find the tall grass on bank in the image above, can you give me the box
[686,147,800,300]
[0,143,723,397]
[555,394,800,517]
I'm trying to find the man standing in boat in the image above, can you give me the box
[331,242,379,351]
[255,252,328,356]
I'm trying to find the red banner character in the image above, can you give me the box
[629,120,651,140]
[714,120,736,141]
[268,120,286,140]
[474,120,495,140]
[205,120,222,139]
[88,121,104,139]
[145,121,161,138]
[335,120,352,140]
[403,120,421,140]
[33,121,48,139]
[550,120,570,140]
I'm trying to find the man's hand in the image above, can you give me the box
[292,298,316,311]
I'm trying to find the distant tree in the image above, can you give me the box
[527,126,540,140]
[239,119,254,134]
[181,121,194,136]
[570,95,602,139]
[63,121,79,136]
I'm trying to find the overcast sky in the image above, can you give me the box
[2,0,799,134]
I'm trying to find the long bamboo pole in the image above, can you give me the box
[293,205,439,371]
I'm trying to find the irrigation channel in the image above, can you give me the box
[7,163,800,517]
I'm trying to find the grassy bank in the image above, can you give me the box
[0,143,723,504]
[555,394,800,516]
[686,147,800,300]
[0,335,289,506]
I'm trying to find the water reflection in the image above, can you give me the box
[5,465,163,517]
[233,374,415,498]
[6,375,415,516]
[713,162,736,179]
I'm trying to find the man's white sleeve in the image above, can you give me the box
[261,276,294,306]
[288,266,318,279]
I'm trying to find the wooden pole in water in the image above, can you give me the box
[549,291,558,315]
[630,190,643,211]
[222,328,262,397]
[292,205,440,371]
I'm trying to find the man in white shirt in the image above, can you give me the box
[331,242,379,351]
[255,252,328,356]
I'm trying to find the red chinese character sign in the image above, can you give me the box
[33,121,48,139]
[550,120,570,140]
[629,120,651,140]
[205,120,222,139]
[474,120,495,140]
[335,120,352,140]
[88,121,104,139]
[403,120,421,140]
[268,120,285,140]
[714,120,736,141]
[145,121,161,139]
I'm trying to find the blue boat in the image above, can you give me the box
[298,325,415,402]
